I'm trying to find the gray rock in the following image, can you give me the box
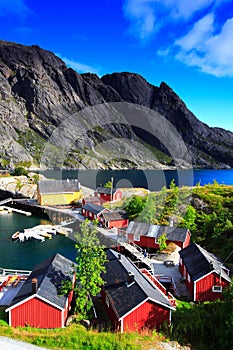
[0,40,232,169]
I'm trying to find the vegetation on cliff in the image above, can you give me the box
[124,182,233,265]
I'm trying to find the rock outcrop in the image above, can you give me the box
[0,40,232,169]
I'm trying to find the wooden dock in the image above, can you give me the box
[118,240,154,274]
[1,206,31,216]
[0,266,31,276]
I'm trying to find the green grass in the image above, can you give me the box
[0,323,167,350]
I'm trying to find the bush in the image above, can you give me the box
[11,167,28,176]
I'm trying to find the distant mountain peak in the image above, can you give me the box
[0,41,232,170]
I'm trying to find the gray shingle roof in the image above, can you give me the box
[103,250,174,319]
[38,179,80,194]
[82,203,106,215]
[126,221,189,243]
[101,211,128,221]
[83,196,100,203]
[8,254,76,309]
[179,243,231,282]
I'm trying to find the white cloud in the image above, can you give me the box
[123,0,233,77]
[123,0,215,39]
[175,15,233,77]
[0,0,31,19]
[56,54,99,74]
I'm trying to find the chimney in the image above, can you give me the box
[127,272,134,286]
[118,253,121,260]
[169,218,174,227]
[32,278,38,294]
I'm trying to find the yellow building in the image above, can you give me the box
[37,179,81,206]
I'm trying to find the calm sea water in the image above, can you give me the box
[0,212,76,270]
[42,169,233,190]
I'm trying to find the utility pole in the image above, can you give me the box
[110,177,113,209]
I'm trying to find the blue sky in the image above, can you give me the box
[0,0,232,131]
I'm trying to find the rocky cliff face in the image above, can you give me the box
[0,40,232,169]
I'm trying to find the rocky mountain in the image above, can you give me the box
[0,40,232,170]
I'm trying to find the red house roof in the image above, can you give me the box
[6,254,76,312]
[126,221,190,244]
[102,250,175,320]
[179,243,231,282]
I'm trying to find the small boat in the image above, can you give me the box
[12,231,20,241]
[55,226,69,237]
[39,231,52,239]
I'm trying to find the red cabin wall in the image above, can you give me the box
[101,291,120,330]
[108,219,129,229]
[128,234,159,249]
[123,300,170,332]
[10,297,62,328]
[195,273,230,302]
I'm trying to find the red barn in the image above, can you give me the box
[81,203,109,221]
[94,187,122,204]
[101,249,175,333]
[126,221,191,250]
[100,211,129,229]
[6,254,75,328]
[179,243,231,302]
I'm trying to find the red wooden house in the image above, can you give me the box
[82,196,100,206]
[100,211,129,229]
[126,221,191,250]
[5,254,75,328]
[94,187,122,204]
[101,249,175,333]
[81,203,109,221]
[179,243,231,302]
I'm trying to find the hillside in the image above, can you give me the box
[0,41,233,170]
[123,183,233,266]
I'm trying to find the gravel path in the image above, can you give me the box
[0,337,48,350]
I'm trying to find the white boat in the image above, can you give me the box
[12,231,20,241]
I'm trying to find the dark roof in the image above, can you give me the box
[96,187,119,195]
[82,203,106,215]
[83,196,100,203]
[126,221,189,243]
[179,243,231,282]
[7,254,76,310]
[38,179,80,194]
[101,211,128,221]
[103,250,174,319]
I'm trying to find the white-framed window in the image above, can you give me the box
[134,235,140,241]
[187,273,190,283]
[212,285,222,292]
[94,214,97,219]
[106,295,110,307]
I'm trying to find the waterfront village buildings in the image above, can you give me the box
[37,179,81,206]
[1,180,231,331]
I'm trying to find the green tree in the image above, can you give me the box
[124,195,146,220]
[11,166,28,176]
[63,220,106,319]
[158,233,167,252]
[104,180,113,188]
[181,205,197,231]
[138,193,156,224]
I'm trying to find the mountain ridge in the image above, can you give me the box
[0,40,232,170]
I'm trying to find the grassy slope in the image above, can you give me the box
[0,322,168,350]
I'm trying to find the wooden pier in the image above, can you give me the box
[0,266,31,276]
[0,205,31,216]
[117,240,154,274]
